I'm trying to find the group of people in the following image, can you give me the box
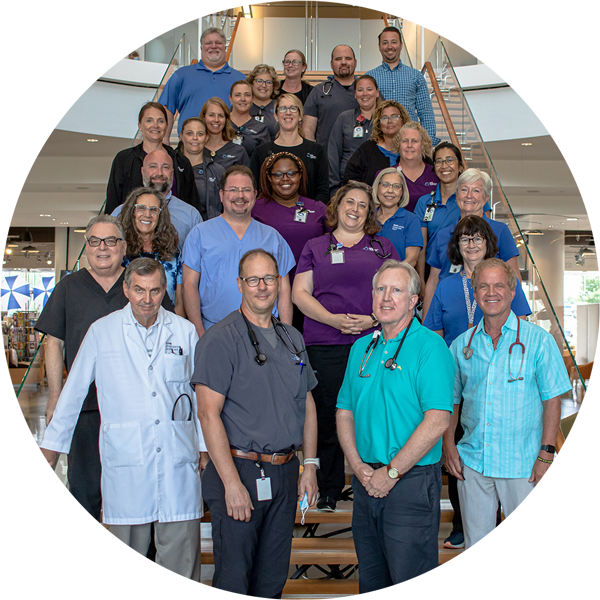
[36,23,571,598]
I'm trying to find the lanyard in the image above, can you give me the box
[461,271,477,327]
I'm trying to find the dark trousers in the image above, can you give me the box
[352,464,442,594]
[68,409,102,520]
[446,401,464,533]
[202,456,300,598]
[307,344,351,501]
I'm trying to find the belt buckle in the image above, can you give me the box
[271,452,289,465]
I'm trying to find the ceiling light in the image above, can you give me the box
[21,244,39,254]
[73,229,86,233]
[522,230,544,235]
[566,218,578,221]
[60,222,69,225]
[7,243,18,248]
[87,138,98,143]
[521,142,533,146]
[5,248,12,255]
[39,214,51,217]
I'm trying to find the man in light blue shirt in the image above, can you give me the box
[445,258,570,549]
[160,28,245,138]
[366,27,439,145]
[182,165,294,336]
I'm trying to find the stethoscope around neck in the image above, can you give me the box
[463,318,525,383]
[358,319,412,377]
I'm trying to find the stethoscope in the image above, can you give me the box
[241,310,305,370]
[325,232,391,260]
[172,393,193,421]
[463,319,525,383]
[358,319,412,377]
[323,76,335,96]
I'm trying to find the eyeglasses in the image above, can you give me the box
[459,236,485,247]
[283,59,302,66]
[134,204,161,216]
[380,182,402,191]
[379,114,402,124]
[277,105,299,114]
[86,236,123,247]
[224,187,254,195]
[240,275,278,287]
[271,170,299,180]
[254,78,273,86]
[435,157,458,166]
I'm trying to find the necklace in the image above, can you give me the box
[461,270,477,328]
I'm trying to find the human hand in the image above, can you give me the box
[299,465,318,507]
[364,467,397,498]
[442,442,464,481]
[41,447,59,469]
[224,480,254,521]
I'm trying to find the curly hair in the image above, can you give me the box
[447,215,499,266]
[259,152,308,203]
[370,100,410,143]
[326,181,381,236]
[200,97,235,142]
[274,94,304,138]
[393,121,433,158]
[119,187,179,262]
[247,64,281,99]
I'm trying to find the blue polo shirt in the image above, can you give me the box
[423,270,532,346]
[414,185,492,261]
[159,61,246,134]
[377,206,423,261]
[450,312,571,478]
[182,216,295,330]
[337,319,454,465]
[427,215,519,281]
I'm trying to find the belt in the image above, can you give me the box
[231,449,295,465]
[365,462,386,470]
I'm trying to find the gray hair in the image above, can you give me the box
[201,27,226,45]
[456,168,492,198]
[239,249,279,277]
[86,214,124,239]
[372,259,420,297]
[371,167,409,208]
[124,257,166,287]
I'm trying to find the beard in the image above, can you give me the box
[143,175,172,194]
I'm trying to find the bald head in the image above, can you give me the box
[142,149,174,194]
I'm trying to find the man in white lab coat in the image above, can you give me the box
[41,258,205,581]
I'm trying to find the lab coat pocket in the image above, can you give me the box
[171,420,199,466]
[165,354,188,382]
[102,422,144,468]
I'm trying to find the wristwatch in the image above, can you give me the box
[387,463,402,479]
[371,313,379,328]
[540,445,556,454]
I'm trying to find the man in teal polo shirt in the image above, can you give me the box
[337,260,454,593]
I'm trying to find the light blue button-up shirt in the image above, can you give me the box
[450,312,570,478]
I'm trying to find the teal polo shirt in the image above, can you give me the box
[337,319,454,466]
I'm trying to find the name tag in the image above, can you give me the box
[449,264,461,274]
[256,476,272,501]
[232,134,243,145]
[353,126,364,138]
[331,250,345,264]
[294,209,307,223]
[423,204,436,222]
[254,115,264,123]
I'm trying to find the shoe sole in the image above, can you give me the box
[443,541,465,549]
[317,506,336,512]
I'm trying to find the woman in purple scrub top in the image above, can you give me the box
[292,181,400,512]
[252,151,328,330]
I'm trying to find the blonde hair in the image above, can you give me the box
[393,121,433,158]
[372,167,409,208]
[200,97,235,142]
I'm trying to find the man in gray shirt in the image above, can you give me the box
[192,249,318,597]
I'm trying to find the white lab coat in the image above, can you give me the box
[41,304,205,525]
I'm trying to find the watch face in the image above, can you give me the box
[388,467,399,479]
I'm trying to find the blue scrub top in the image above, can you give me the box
[377,206,423,261]
[427,215,519,281]
[182,217,295,329]
[423,270,532,347]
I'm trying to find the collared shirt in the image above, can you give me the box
[304,77,359,147]
[112,192,202,253]
[159,60,246,135]
[366,60,440,145]
[133,310,163,358]
[377,206,423,261]
[450,312,571,478]
[337,320,454,465]
[182,217,295,330]
[427,215,519,281]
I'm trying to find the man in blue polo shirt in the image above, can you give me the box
[160,28,245,138]
[337,260,454,592]
[366,27,439,145]
[444,259,570,549]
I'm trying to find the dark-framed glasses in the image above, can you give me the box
[255,78,273,86]
[459,236,485,247]
[435,157,458,166]
[283,59,302,66]
[241,275,278,287]
[271,170,299,180]
[134,204,161,216]
[277,105,299,114]
[86,236,123,247]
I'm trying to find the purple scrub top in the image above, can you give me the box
[403,163,439,213]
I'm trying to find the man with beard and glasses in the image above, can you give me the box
[303,45,359,148]
[112,149,202,252]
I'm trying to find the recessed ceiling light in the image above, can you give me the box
[39,214,51,217]
[60,222,69,225]
[566,218,578,221]
[87,138,99,143]
[5,248,12,255]
[521,142,533,146]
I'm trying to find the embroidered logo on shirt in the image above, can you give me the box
[222,154,236,159]
[306,153,317,160]
[363,246,375,252]
[425,181,437,186]
[391,224,405,231]
[208,177,216,182]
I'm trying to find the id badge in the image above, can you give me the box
[294,209,307,223]
[232,134,243,145]
[331,250,345,264]
[423,205,436,222]
[256,477,272,501]
[449,264,461,274]
[353,126,364,138]
[254,115,264,123]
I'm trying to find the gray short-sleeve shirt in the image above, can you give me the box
[192,311,317,453]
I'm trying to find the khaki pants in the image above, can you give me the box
[110,519,201,581]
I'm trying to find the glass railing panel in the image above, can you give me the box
[422,39,585,436]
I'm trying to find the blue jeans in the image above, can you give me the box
[352,463,442,593]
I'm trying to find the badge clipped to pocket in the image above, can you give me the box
[423,204,436,222]
[449,264,461,274]
[294,209,307,223]
[353,126,364,138]
[232,134,243,145]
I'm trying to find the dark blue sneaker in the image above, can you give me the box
[443,531,465,548]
